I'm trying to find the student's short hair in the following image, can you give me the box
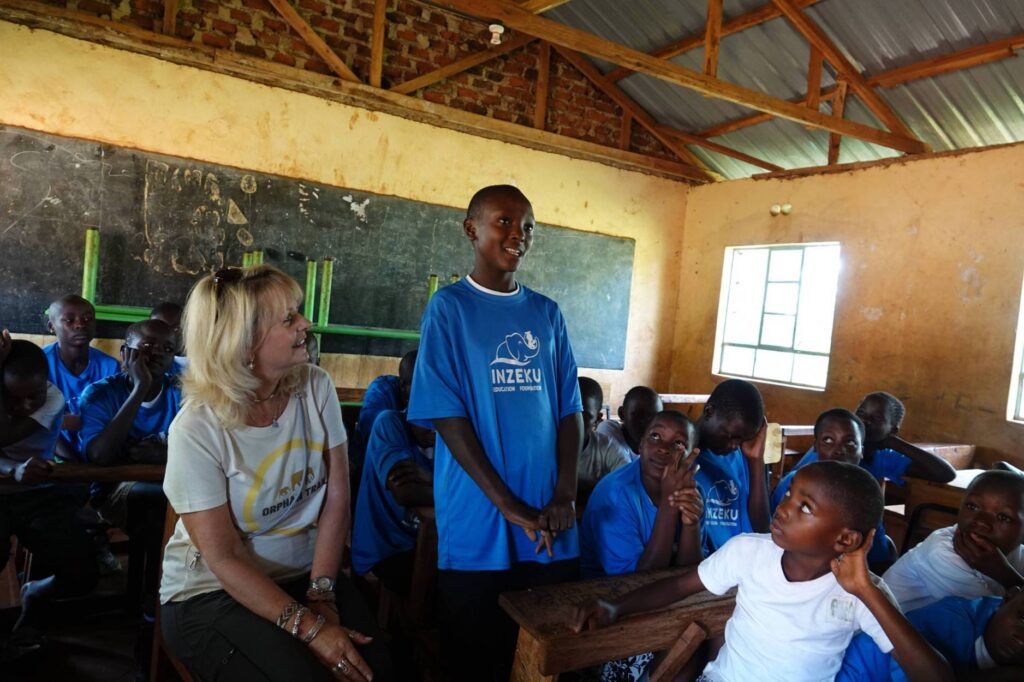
[125,319,172,346]
[150,301,183,320]
[966,470,1024,508]
[862,391,906,428]
[2,340,48,381]
[180,265,305,429]
[578,376,603,406]
[814,408,865,440]
[623,385,660,409]
[648,410,694,436]
[707,379,764,427]
[398,349,418,385]
[45,294,93,321]
[802,461,883,534]
[466,185,529,220]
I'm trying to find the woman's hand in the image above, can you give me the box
[307,623,375,681]
[307,599,341,627]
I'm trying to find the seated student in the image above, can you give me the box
[838,592,1024,681]
[42,294,120,460]
[693,379,769,555]
[578,411,703,681]
[882,470,1024,612]
[352,409,435,596]
[304,330,320,366]
[358,349,417,447]
[772,408,895,567]
[576,377,630,511]
[573,461,954,682]
[79,319,180,619]
[597,385,663,462]
[0,333,98,656]
[150,301,187,373]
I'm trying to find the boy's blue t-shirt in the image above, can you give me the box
[796,447,912,485]
[580,459,658,578]
[837,596,1000,681]
[772,466,891,564]
[43,343,120,455]
[407,278,583,571]
[78,373,182,457]
[357,375,402,446]
[352,409,434,576]
[695,447,754,555]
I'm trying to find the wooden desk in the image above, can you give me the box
[659,394,710,406]
[916,443,975,470]
[904,468,985,515]
[48,462,165,483]
[499,568,735,681]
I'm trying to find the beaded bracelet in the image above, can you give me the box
[276,601,302,629]
[302,614,327,644]
[291,606,311,638]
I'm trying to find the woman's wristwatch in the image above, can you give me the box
[307,575,336,601]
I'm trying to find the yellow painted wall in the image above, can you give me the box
[672,143,1024,465]
[0,21,689,405]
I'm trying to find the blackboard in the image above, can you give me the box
[0,125,635,369]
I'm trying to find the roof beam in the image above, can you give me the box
[805,45,822,111]
[605,0,822,82]
[162,0,177,36]
[770,0,917,142]
[656,126,783,171]
[703,0,723,77]
[390,33,533,94]
[697,33,1024,137]
[534,40,550,129]
[828,80,847,164]
[551,46,716,179]
[267,0,360,83]
[369,0,386,87]
[431,0,929,154]
[517,0,572,12]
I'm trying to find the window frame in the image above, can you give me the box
[1005,273,1024,424]
[711,242,841,392]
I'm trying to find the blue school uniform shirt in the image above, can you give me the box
[407,277,582,571]
[352,409,434,576]
[78,373,182,457]
[357,375,402,446]
[43,343,120,457]
[837,596,1000,681]
[772,466,892,565]
[580,459,657,578]
[695,447,754,555]
[796,447,912,485]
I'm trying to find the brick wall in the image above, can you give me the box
[46,0,676,160]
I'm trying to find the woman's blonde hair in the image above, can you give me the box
[180,264,306,428]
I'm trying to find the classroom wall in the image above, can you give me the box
[671,142,1024,466]
[0,21,690,404]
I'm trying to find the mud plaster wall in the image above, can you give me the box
[0,21,689,405]
[672,143,1024,466]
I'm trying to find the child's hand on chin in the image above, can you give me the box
[832,528,876,596]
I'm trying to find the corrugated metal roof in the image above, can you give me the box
[546,0,1024,179]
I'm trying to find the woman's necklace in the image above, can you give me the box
[251,390,288,428]
[253,382,280,403]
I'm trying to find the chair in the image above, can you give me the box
[150,506,194,682]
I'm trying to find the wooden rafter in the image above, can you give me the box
[390,33,534,94]
[771,0,916,142]
[370,0,386,88]
[656,126,783,171]
[517,0,573,12]
[698,33,1024,138]
[828,80,847,164]
[619,112,632,150]
[806,45,822,111]
[534,41,550,129]
[703,0,722,77]
[267,0,360,82]
[432,0,928,154]
[551,46,715,177]
[0,0,710,183]
[162,0,176,36]
[606,0,823,82]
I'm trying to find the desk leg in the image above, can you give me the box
[510,627,558,682]
[648,622,707,682]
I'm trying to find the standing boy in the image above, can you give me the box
[408,185,583,681]
[42,294,119,459]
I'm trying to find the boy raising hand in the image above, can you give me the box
[408,186,583,682]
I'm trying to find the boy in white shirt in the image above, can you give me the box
[883,470,1024,612]
[576,377,630,512]
[573,461,953,682]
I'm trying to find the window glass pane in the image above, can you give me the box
[723,249,768,345]
[761,314,795,348]
[794,245,841,353]
[792,354,830,388]
[754,349,794,382]
[764,282,799,315]
[721,345,755,376]
[768,249,803,281]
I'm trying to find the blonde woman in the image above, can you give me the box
[159,265,392,682]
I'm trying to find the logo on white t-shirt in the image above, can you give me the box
[490,331,543,393]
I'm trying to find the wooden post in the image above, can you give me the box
[534,41,550,129]
[370,0,386,87]
[162,0,177,36]
[648,622,708,682]
[806,45,822,111]
[510,628,557,682]
[619,112,632,150]
[703,0,723,77]
[828,79,847,165]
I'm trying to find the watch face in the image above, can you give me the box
[312,576,333,591]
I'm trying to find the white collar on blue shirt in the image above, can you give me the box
[465,275,520,297]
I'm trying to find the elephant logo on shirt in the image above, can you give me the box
[277,486,291,498]
[491,331,541,366]
[705,480,740,508]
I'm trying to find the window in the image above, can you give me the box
[711,243,841,390]
[1006,275,1024,423]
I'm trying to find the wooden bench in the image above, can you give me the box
[499,568,735,681]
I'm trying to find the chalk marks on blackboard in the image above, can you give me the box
[342,195,370,224]
[240,174,257,194]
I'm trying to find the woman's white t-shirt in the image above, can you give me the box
[160,365,347,604]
